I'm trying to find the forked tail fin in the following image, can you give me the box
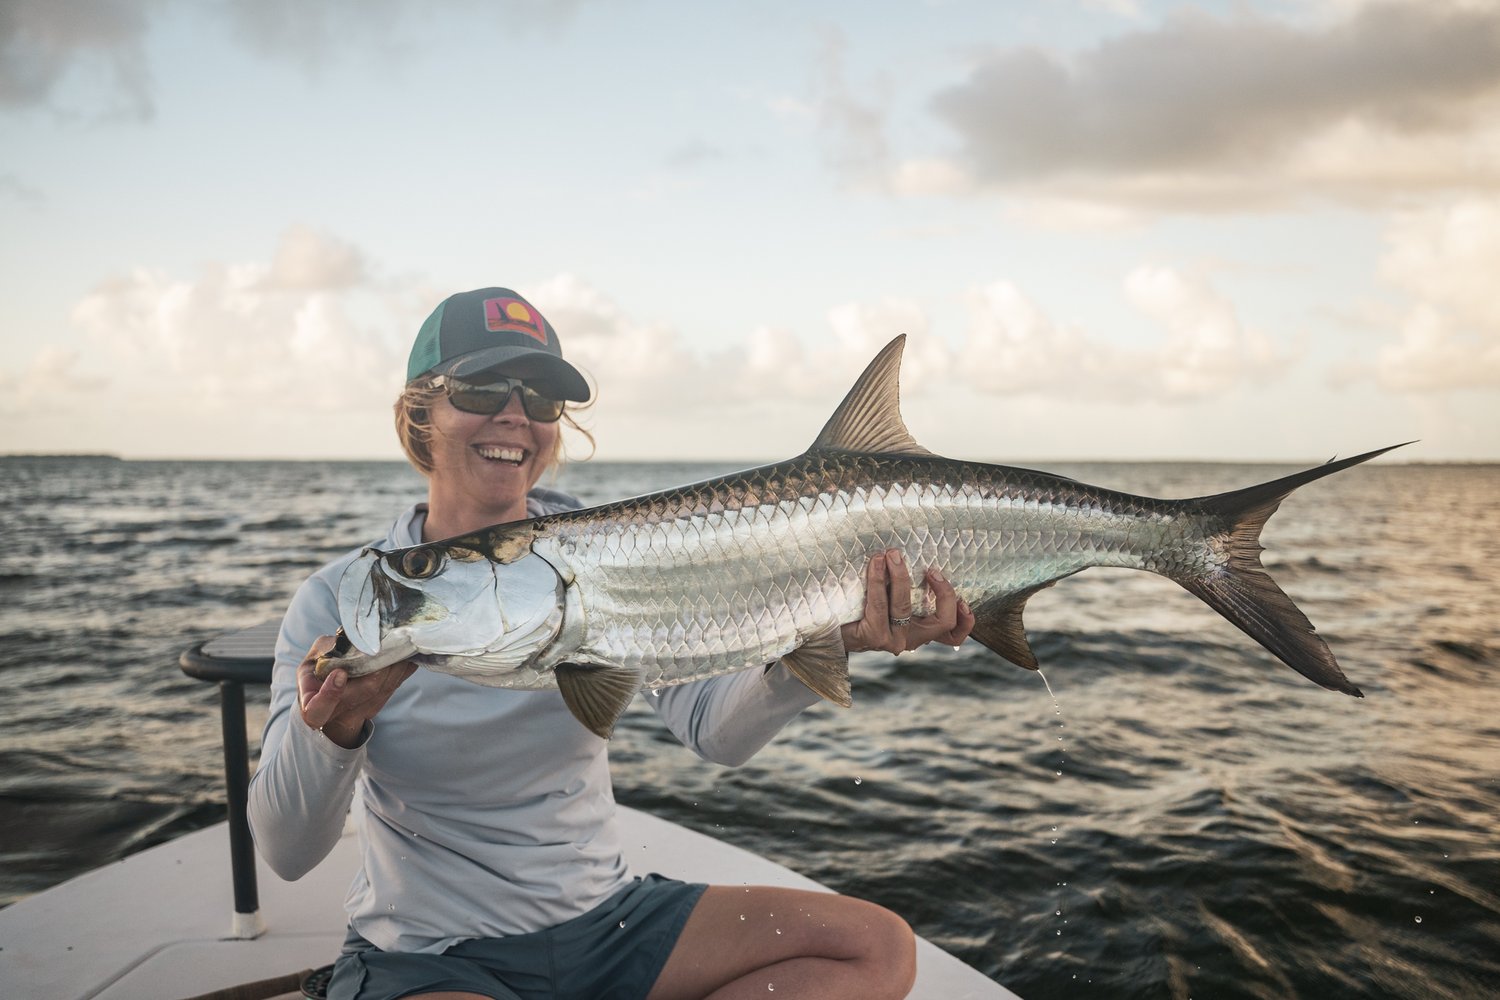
[1176,443,1412,697]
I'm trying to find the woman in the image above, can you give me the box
[249,287,975,1000]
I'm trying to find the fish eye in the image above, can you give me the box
[394,548,445,580]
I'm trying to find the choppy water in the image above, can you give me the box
[1,456,1497,999]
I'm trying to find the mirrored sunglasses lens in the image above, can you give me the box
[446,383,512,414]
[520,388,564,422]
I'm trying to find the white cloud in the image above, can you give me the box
[1381,198,1500,329]
[1123,266,1289,397]
[2,256,1313,458]
[1363,197,1500,390]
[264,225,368,291]
[528,273,699,408]
[0,347,107,415]
[61,228,411,430]
[1373,305,1500,391]
[957,268,1292,401]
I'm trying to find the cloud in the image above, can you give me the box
[263,225,368,291]
[809,27,892,188]
[0,0,155,118]
[65,227,408,414]
[1362,197,1500,390]
[958,268,1291,400]
[539,268,1295,411]
[0,347,107,415]
[0,0,598,117]
[220,0,600,71]
[918,1,1500,210]
[11,258,1315,458]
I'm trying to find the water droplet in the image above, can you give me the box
[740,914,746,920]
[1055,910,1061,916]
[387,904,395,911]
[619,920,627,929]
[1056,929,1062,936]
[854,776,862,785]
[776,928,782,934]
[1414,916,1423,924]
[768,985,775,992]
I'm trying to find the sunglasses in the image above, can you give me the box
[436,376,566,422]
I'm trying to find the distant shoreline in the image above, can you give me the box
[0,453,123,461]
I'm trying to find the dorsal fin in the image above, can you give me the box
[809,335,933,456]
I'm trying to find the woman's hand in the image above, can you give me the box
[841,549,974,655]
[296,635,417,749]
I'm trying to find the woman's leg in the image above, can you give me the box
[647,886,917,1000]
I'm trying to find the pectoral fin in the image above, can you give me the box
[782,622,853,707]
[968,584,1058,671]
[555,663,644,739]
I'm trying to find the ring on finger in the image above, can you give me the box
[888,615,913,627]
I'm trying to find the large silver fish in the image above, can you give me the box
[318,336,1403,738]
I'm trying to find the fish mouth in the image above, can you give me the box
[315,627,419,678]
[473,444,528,465]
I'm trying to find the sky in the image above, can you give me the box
[2,0,1498,464]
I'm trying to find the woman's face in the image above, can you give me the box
[425,382,560,527]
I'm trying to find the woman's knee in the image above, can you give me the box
[845,898,917,998]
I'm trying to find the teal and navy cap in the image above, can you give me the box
[407,287,591,402]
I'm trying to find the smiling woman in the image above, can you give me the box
[247,285,973,1000]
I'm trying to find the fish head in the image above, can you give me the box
[317,538,564,680]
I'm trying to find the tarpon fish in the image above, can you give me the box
[318,336,1403,738]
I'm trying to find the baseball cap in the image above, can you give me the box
[407,287,591,402]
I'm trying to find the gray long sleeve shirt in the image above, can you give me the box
[247,489,821,954]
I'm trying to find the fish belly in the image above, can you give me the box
[540,479,1185,687]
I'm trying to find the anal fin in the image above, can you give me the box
[555,663,644,739]
[968,583,1057,671]
[782,622,853,707]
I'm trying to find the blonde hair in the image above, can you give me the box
[394,376,596,478]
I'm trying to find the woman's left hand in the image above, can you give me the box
[840,549,974,655]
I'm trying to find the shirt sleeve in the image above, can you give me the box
[247,567,370,881]
[648,663,823,767]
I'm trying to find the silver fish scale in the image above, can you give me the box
[533,456,1206,688]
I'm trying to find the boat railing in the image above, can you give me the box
[178,619,283,939]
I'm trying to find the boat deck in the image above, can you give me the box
[0,808,1017,999]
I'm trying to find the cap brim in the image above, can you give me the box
[432,347,591,402]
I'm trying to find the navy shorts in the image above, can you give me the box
[328,874,708,1000]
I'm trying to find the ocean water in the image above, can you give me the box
[1,455,1497,1000]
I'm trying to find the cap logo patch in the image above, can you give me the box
[483,296,548,345]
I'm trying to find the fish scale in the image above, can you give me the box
[532,458,1177,687]
[319,336,1402,739]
